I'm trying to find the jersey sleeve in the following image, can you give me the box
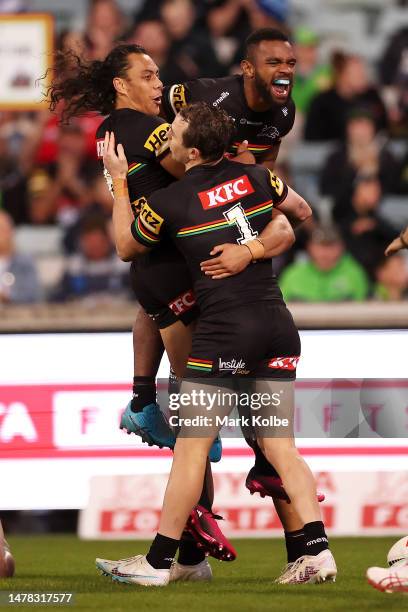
[139,117,171,161]
[162,83,191,120]
[265,168,288,206]
[130,195,166,247]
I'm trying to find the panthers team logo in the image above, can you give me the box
[169,84,187,114]
[257,125,280,140]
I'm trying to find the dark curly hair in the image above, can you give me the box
[179,102,236,162]
[47,44,146,122]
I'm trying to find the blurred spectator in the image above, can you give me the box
[320,109,400,221]
[204,0,289,71]
[129,20,171,76]
[158,0,225,81]
[27,123,99,225]
[83,0,126,61]
[52,215,129,302]
[378,26,408,137]
[0,210,41,303]
[291,26,331,116]
[304,52,388,141]
[397,150,408,193]
[63,174,113,254]
[338,176,396,277]
[279,225,369,302]
[373,254,408,300]
[0,128,28,225]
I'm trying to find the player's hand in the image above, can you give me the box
[230,140,256,165]
[103,131,128,179]
[385,236,404,256]
[200,243,252,279]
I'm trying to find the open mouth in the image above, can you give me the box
[153,95,162,105]
[271,78,290,99]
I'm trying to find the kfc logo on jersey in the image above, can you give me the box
[96,139,104,158]
[168,290,196,315]
[268,356,300,371]
[198,175,254,210]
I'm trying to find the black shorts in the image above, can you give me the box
[185,302,300,379]
[130,243,199,329]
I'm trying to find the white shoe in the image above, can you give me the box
[367,561,408,593]
[274,562,294,584]
[96,556,139,575]
[97,554,170,587]
[170,559,212,582]
[277,549,337,584]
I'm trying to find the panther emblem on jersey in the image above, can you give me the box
[257,125,280,140]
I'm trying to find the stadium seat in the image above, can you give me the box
[376,7,408,38]
[15,225,63,257]
[379,197,408,231]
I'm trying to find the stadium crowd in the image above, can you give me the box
[0,0,407,305]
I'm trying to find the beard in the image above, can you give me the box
[254,73,291,107]
[254,73,275,106]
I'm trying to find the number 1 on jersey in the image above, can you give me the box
[223,203,258,244]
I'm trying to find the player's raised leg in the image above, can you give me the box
[120,307,176,448]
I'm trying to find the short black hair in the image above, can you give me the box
[244,28,289,59]
[179,102,235,162]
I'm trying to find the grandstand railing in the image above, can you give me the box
[1,301,408,332]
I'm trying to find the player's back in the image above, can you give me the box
[146,158,286,314]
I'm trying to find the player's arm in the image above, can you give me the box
[201,209,294,279]
[266,169,312,228]
[258,142,281,170]
[385,226,408,255]
[228,140,256,165]
[103,131,151,261]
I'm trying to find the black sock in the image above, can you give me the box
[131,376,156,412]
[248,439,280,477]
[303,521,329,556]
[285,529,305,563]
[146,533,180,569]
[197,481,212,512]
[178,532,206,566]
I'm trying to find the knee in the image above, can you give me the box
[174,437,212,461]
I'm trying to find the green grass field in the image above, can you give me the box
[1,536,406,612]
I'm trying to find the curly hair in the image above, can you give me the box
[47,44,146,122]
[179,102,236,162]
